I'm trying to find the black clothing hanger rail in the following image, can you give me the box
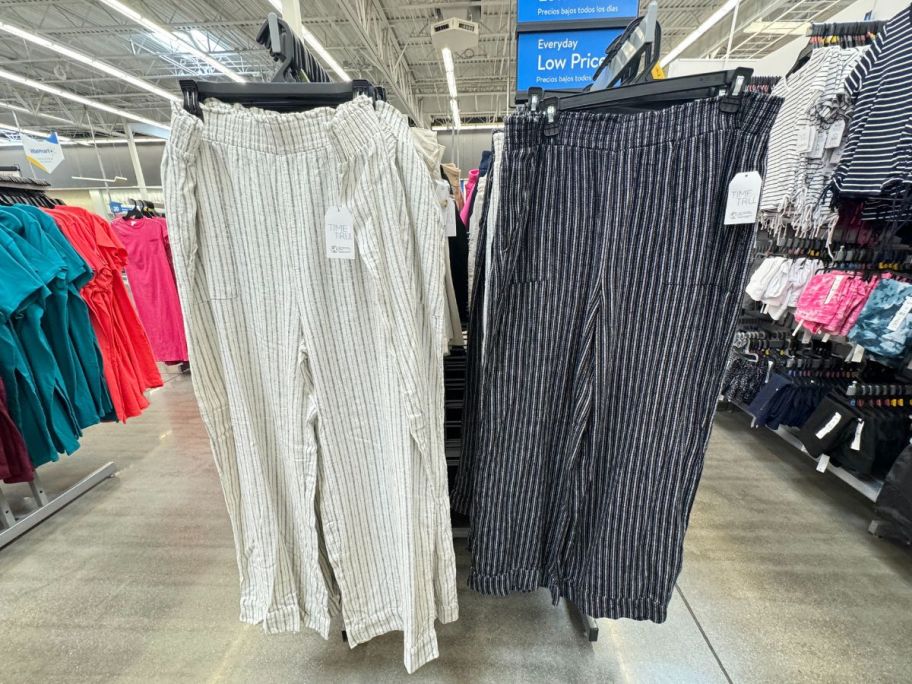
[180,13,385,119]
[180,79,379,118]
[528,68,752,136]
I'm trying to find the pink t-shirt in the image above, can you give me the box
[112,217,188,363]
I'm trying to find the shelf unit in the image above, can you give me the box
[727,399,883,502]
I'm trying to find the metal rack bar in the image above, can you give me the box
[0,463,118,549]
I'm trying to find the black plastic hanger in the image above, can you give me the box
[534,68,751,131]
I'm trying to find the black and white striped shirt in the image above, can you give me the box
[834,5,912,197]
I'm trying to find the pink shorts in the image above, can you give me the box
[795,272,879,335]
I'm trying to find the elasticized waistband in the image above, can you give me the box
[167,95,383,161]
[507,92,782,151]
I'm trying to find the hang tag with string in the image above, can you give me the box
[825,119,846,149]
[815,413,842,439]
[809,131,826,159]
[850,344,865,363]
[724,172,763,225]
[325,206,355,260]
[444,198,457,237]
[850,420,864,451]
[887,296,912,332]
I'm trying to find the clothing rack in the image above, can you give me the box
[808,19,885,45]
[0,463,117,548]
[746,75,780,94]
[0,174,57,208]
[724,398,883,504]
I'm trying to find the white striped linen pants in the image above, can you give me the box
[162,97,457,673]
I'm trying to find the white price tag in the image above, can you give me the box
[801,329,813,344]
[809,131,826,159]
[822,333,831,343]
[850,420,864,451]
[724,171,763,225]
[444,198,457,237]
[886,296,912,332]
[325,206,355,260]
[850,344,865,363]
[823,275,844,304]
[825,119,846,149]
[799,126,815,153]
[816,454,831,473]
[815,413,842,440]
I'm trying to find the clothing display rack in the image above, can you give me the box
[120,198,163,218]
[1,181,122,548]
[788,19,885,76]
[0,174,56,207]
[724,397,883,503]
[0,464,117,549]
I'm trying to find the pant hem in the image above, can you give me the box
[345,607,449,674]
[468,568,669,623]
[240,605,332,639]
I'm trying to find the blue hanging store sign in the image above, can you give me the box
[515,0,637,95]
[516,26,623,91]
[518,0,639,24]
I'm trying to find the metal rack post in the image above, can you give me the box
[0,463,118,549]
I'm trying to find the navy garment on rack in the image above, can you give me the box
[744,373,834,429]
[454,92,781,622]
[746,373,792,427]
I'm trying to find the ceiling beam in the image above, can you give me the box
[325,0,424,125]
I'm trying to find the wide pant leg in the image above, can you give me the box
[163,97,456,673]
[466,94,782,620]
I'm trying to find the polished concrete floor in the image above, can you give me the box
[1,370,910,682]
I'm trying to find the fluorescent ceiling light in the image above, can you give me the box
[62,137,164,145]
[0,67,165,128]
[0,122,72,142]
[431,122,500,131]
[0,21,179,102]
[266,0,350,80]
[0,101,77,127]
[660,0,739,67]
[96,0,245,83]
[449,98,461,130]
[441,47,458,99]
[72,175,128,183]
[147,28,231,60]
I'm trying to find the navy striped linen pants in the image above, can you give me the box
[453,93,781,622]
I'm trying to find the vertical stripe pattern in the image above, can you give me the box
[161,97,457,673]
[457,93,781,621]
